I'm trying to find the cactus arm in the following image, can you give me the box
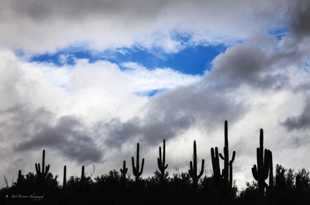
[157,158,162,170]
[252,165,258,180]
[189,162,193,176]
[263,150,270,178]
[45,165,50,176]
[35,163,41,174]
[198,159,205,178]
[268,151,274,187]
[158,147,162,167]
[139,158,144,175]
[131,157,136,174]
[231,151,236,163]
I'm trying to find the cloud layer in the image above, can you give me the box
[0,0,291,53]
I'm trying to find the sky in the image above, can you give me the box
[0,0,310,188]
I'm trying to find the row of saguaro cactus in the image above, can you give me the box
[211,120,236,189]
[62,164,86,190]
[251,129,273,197]
[16,121,274,196]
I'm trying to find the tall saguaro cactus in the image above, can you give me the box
[252,129,273,197]
[81,165,85,182]
[188,140,205,188]
[63,165,67,190]
[131,143,144,181]
[219,120,236,188]
[35,149,50,181]
[120,160,128,180]
[157,139,168,181]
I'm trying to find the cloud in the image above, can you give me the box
[289,0,310,38]
[16,115,103,163]
[0,0,289,53]
[283,97,310,131]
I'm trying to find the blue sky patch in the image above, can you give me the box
[135,89,165,97]
[268,27,288,40]
[26,41,227,75]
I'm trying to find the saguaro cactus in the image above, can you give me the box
[252,129,273,197]
[120,160,128,180]
[219,120,236,188]
[35,149,50,180]
[17,170,23,185]
[131,143,144,181]
[63,165,67,190]
[188,140,205,188]
[81,165,85,182]
[157,139,168,181]
[211,147,221,181]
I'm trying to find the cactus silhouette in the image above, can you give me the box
[131,143,144,181]
[35,149,50,181]
[252,129,273,197]
[188,140,204,188]
[17,170,23,184]
[63,165,67,190]
[120,160,128,180]
[211,147,221,181]
[81,165,85,182]
[157,139,168,181]
[219,120,236,188]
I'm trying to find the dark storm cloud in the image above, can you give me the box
[208,45,289,90]
[0,97,102,164]
[103,110,194,147]
[16,115,103,163]
[289,0,310,38]
[3,0,239,20]
[6,0,165,21]
[0,0,291,53]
